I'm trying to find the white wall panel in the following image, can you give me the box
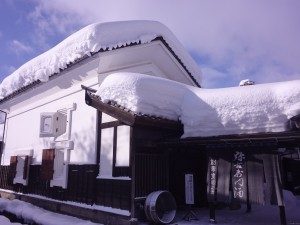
[99,127,114,177]
[116,126,130,167]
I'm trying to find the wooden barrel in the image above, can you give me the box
[144,190,177,224]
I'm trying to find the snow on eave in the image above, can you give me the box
[0,20,202,103]
[96,73,300,138]
[86,91,182,130]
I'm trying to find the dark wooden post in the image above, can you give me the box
[9,156,18,184]
[94,110,102,205]
[246,200,252,213]
[209,203,216,223]
[279,205,287,225]
[129,127,136,220]
[23,156,32,180]
[263,154,286,225]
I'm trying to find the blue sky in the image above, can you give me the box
[1,0,300,88]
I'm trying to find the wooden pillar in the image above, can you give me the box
[130,127,136,219]
[246,200,252,213]
[209,203,216,223]
[263,154,286,225]
[279,205,287,225]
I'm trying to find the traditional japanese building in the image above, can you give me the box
[0,20,299,225]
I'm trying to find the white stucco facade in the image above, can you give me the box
[0,40,199,187]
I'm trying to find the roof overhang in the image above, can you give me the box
[83,85,183,131]
[0,37,200,104]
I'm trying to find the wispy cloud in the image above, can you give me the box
[26,2,84,50]
[26,0,300,87]
[201,67,229,88]
[9,40,33,55]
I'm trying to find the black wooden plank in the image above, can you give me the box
[101,121,123,129]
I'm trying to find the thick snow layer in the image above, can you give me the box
[0,215,22,225]
[0,198,101,225]
[0,188,130,216]
[0,20,201,99]
[96,73,300,137]
[25,193,130,216]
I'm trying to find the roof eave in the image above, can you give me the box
[83,86,182,130]
[0,37,200,105]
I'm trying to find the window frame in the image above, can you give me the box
[98,112,131,178]
[0,110,7,142]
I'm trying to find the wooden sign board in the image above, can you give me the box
[207,157,218,202]
[231,151,247,203]
[185,173,195,205]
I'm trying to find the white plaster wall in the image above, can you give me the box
[2,87,97,165]
[102,113,117,123]
[1,56,100,166]
[116,126,130,167]
[99,127,114,177]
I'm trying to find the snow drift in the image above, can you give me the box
[0,20,201,100]
[0,198,98,225]
[96,73,300,137]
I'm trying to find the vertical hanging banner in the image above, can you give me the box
[247,154,265,205]
[185,174,195,205]
[216,158,231,203]
[231,150,247,203]
[207,156,218,202]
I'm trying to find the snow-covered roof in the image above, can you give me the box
[96,73,300,137]
[0,20,201,101]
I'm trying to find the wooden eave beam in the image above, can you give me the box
[160,131,300,148]
[133,116,182,130]
[86,93,136,126]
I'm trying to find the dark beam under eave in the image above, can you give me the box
[160,131,300,149]
[85,93,136,126]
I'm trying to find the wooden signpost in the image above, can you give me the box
[183,173,198,221]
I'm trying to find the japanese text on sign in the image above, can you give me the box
[232,151,246,199]
[209,158,217,195]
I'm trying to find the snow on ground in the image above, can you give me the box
[0,189,130,216]
[143,191,300,225]
[25,193,130,216]
[0,191,299,225]
[0,20,201,100]
[0,215,22,225]
[174,203,300,225]
[96,73,300,137]
[0,198,101,225]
